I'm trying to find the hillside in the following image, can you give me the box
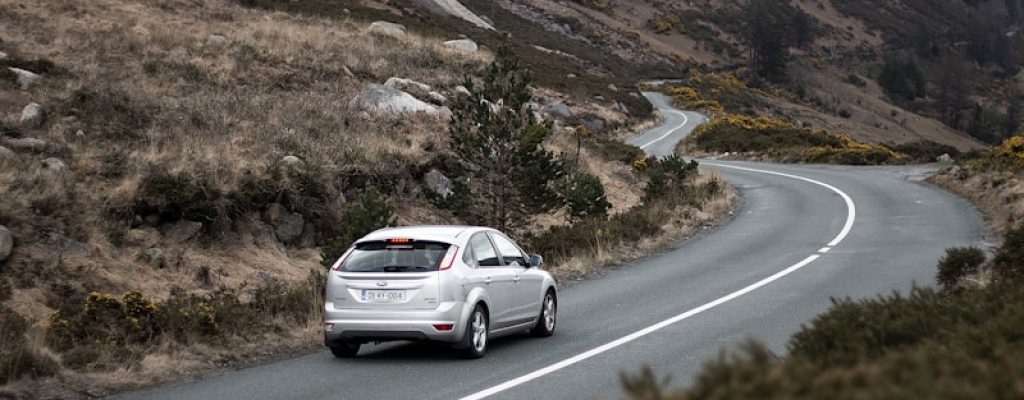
[464,0,1024,152]
[0,0,737,396]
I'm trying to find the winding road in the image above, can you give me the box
[116,93,988,400]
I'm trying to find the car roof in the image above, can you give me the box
[356,225,495,245]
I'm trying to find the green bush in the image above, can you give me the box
[132,166,224,224]
[320,188,395,266]
[557,172,610,222]
[992,224,1024,280]
[936,246,986,290]
[1,306,58,384]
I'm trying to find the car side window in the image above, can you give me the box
[469,234,501,267]
[489,234,529,267]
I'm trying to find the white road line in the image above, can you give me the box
[460,165,857,400]
[639,110,688,149]
[818,247,832,253]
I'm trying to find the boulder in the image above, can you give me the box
[608,83,619,92]
[543,101,572,119]
[41,157,67,173]
[566,73,577,79]
[352,84,450,117]
[454,85,471,96]
[611,101,629,113]
[0,51,7,60]
[443,39,478,52]
[265,203,304,243]
[937,153,954,163]
[280,155,303,166]
[2,137,48,152]
[368,21,406,37]
[581,117,607,133]
[0,225,12,262]
[145,248,166,268]
[424,169,452,197]
[20,102,43,123]
[8,68,40,90]
[252,270,275,285]
[428,91,448,105]
[384,77,432,94]
[52,234,93,257]
[206,34,228,48]
[161,220,203,242]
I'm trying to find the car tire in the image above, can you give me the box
[459,305,488,359]
[530,290,556,337]
[328,341,361,358]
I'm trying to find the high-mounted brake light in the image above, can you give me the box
[330,247,355,271]
[387,238,412,244]
[439,245,459,271]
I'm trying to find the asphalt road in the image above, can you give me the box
[115,92,988,400]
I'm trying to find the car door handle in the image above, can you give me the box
[512,276,521,283]
[484,277,492,285]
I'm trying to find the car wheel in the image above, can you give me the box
[459,305,488,359]
[328,341,360,358]
[530,290,556,337]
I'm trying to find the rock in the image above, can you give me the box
[428,91,448,104]
[0,145,15,161]
[611,101,628,113]
[543,101,572,119]
[145,248,166,268]
[629,92,639,97]
[125,228,158,247]
[281,155,303,166]
[582,117,607,133]
[566,73,577,79]
[2,137,47,152]
[20,102,43,123]
[424,169,452,197]
[342,66,355,77]
[443,39,478,52]
[41,157,67,173]
[0,51,7,60]
[252,270,274,285]
[0,225,13,262]
[206,34,228,47]
[937,153,954,163]
[161,220,203,242]
[352,84,450,117]
[52,234,93,257]
[608,83,618,92]
[368,21,406,37]
[455,85,471,96]
[8,68,40,90]
[594,95,606,101]
[384,77,432,94]
[265,203,304,243]
[414,0,494,30]
[75,129,85,138]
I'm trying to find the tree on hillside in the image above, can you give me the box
[878,55,926,101]
[933,55,973,132]
[741,0,800,82]
[448,45,564,232]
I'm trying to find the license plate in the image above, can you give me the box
[361,289,406,303]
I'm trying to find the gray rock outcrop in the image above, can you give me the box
[265,203,304,243]
[20,102,42,123]
[0,225,13,262]
[543,101,572,119]
[937,153,954,163]
[352,84,451,118]
[3,137,48,152]
[162,220,203,242]
[424,169,452,197]
[443,39,478,52]
[368,21,406,37]
[8,68,40,90]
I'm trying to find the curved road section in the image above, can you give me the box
[117,93,987,400]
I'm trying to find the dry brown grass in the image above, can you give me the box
[929,168,1024,235]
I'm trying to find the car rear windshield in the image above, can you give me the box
[341,241,451,273]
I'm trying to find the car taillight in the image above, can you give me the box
[432,324,454,331]
[330,247,355,271]
[438,245,459,271]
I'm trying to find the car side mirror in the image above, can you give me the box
[528,254,544,269]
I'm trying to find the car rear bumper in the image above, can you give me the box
[324,301,467,345]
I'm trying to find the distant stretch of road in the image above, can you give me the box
[115,92,988,400]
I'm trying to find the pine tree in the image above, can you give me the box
[741,0,796,82]
[448,45,564,232]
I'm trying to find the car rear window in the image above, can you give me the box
[341,240,451,273]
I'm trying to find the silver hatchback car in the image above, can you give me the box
[324,226,558,358]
